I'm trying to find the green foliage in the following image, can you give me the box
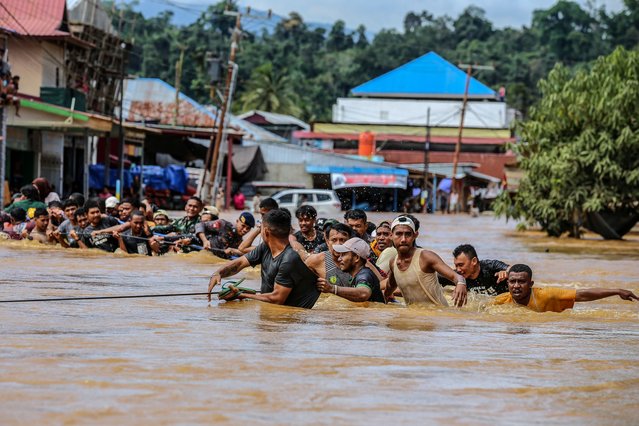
[238,62,300,115]
[493,47,639,237]
[107,0,639,122]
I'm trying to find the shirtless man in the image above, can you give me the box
[384,216,468,307]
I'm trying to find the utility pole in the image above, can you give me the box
[117,41,127,200]
[421,107,430,213]
[208,9,242,207]
[173,47,185,126]
[451,63,495,191]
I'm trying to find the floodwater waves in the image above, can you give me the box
[0,213,638,425]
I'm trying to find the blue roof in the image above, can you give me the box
[351,52,496,99]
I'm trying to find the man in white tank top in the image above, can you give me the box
[384,216,468,307]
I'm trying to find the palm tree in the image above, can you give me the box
[239,62,301,116]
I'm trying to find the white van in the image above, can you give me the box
[272,189,342,218]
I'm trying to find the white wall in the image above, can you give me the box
[333,98,509,129]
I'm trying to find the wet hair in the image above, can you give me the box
[63,199,79,210]
[84,199,100,212]
[48,200,63,210]
[328,222,352,239]
[69,192,85,207]
[321,219,339,238]
[259,197,279,211]
[344,209,367,222]
[20,185,39,201]
[33,207,49,218]
[121,198,140,209]
[263,209,291,239]
[130,210,145,220]
[188,196,203,206]
[453,244,478,260]
[74,207,87,220]
[295,204,317,219]
[509,264,533,279]
[10,207,27,222]
[366,221,376,235]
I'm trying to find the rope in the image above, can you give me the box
[0,280,251,303]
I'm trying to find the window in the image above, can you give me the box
[277,193,293,203]
[316,193,331,202]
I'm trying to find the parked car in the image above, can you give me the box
[271,189,342,218]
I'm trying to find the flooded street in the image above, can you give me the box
[1,213,638,425]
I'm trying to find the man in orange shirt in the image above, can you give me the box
[494,264,638,312]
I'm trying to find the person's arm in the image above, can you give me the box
[288,234,310,261]
[488,259,510,283]
[207,256,251,301]
[113,231,128,253]
[237,283,293,305]
[383,256,398,300]
[238,225,261,253]
[317,277,371,302]
[422,250,467,307]
[575,288,638,302]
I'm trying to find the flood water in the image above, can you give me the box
[1,213,638,425]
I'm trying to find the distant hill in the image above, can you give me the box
[131,0,354,36]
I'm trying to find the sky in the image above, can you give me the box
[227,0,625,32]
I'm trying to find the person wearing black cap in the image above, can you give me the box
[196,211,255,258]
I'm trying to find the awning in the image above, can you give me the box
[306,165,408,190]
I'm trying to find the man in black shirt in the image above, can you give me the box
[82,200,120,252]
[317,237,385,304]
[114,211,160,256]
[439,244,510,295]
[294,205,325,252]
[207,209,320,309]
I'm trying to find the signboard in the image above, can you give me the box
[331,173,407,190]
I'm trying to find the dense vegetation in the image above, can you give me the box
[493,47,639,238]
[108,0,639,122]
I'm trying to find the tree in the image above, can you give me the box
[238,62,301,116]
[453,6,493,42]
[494,47,639,238]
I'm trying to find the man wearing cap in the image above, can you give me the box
[196,212,255,259]
[384,216,468,307]
[105,196,119,218]
[290,222,354,287]
[237,197,279,254]
[153,210,170,226]
[317,237,385,303]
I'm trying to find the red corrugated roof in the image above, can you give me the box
[0,0,69,37]
[293,130,513,145]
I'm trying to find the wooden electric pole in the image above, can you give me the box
[207,10,241,207]
[173,47,185,126]
[451,63,495,191]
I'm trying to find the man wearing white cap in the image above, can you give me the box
[317,237,385,304]
[384,216,468,307]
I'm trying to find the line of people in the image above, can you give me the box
[1,183,637,313]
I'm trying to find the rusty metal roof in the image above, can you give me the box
[0,0,70,37]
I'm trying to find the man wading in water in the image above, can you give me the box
[493,264,638,312]
[207,209,320,309]
[317,237,386,304]
[384,216,468,307]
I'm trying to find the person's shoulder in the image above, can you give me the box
[357,266,377,281]
[493,292,512,304]
[481,259,508,270]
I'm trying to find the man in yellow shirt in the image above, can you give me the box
[494,264,638,312]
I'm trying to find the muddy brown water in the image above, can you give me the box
[1,213,638,425]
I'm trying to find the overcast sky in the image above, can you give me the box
[233,0,624,32]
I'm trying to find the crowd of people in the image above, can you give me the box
[2,177,637,313]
